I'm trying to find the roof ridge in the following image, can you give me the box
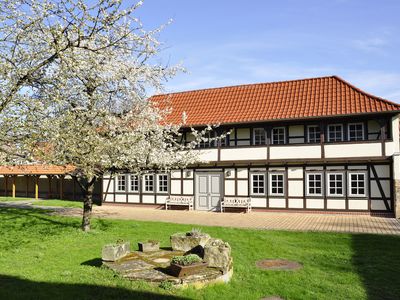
[332,75,400,108]
[152,75,338,97]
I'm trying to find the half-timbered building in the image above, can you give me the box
[102,76,400,217]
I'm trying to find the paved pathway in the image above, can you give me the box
[93,205,400,235]
[2,201,400,235]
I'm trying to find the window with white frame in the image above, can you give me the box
[130,175,139,192]
[306,173,323,196]
[251,173,265,195]
[327,173,344,196]
[144,174,154,192]
[116,174,126,192]
[328,124,343,142]
[253,128,266,145]
[272,127,285,144]
[270,173,284,196]
[307,125,321,143]
[348,123,364,141]
[348,172,366,197]
[157,174,168,193]
[199,131,215,148]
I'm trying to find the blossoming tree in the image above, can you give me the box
[0,0,216,231]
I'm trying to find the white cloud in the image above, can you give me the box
[353,37,388,53]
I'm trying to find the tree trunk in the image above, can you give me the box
[76,176,97,232]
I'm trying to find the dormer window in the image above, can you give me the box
[272,127,285,144]
[348,123,364,141]
[253,128,266,145]
[307,125,321,143]
[328,124,343,142]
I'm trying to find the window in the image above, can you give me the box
[348,123,364,141]
[328,124,343,142]
[327,173,344,196]
[307,125,321,143]
[220,133,227,147]
[199,131,215,148]
[348,172,366,197]
[130,175,139,192]
[306,173,323,196]
[251,173,265,195]
[157,174,168,193]
[144,174,154,192]
[116,174,126,192]
[270,173,284,196]
[272,127,285,144]
[253,128,266,145]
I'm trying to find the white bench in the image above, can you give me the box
[220,197,252,213]
[165,196,194,210]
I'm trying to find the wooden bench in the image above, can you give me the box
[165,196,194,210]
[220,197,252,213]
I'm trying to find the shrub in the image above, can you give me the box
[186,228,203,237]
[171,254,202,266]
[159,280,174,290]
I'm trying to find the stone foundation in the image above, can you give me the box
[103,249,232,287]
[102,231,233,287]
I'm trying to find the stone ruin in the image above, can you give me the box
[101,230,233,287]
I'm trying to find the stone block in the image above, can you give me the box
[138,241,160,252]
[170,232,210,253]
[203,238,232,274]
[102,241,130,262]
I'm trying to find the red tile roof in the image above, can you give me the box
[0,165,75,175]
[151,76,400,126]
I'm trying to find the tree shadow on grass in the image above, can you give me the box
[0,207,79,229]
[352,234,400,300]
[0,274,188,300]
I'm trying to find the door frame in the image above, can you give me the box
[194,171,224,211]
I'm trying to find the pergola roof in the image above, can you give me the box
[0,165,75,175]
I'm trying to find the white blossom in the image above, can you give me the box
[0,0,218,231]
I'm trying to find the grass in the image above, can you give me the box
[0,196,34,202]
[0,207,399,300]
[32,200,86,208]
[0,196,96,208]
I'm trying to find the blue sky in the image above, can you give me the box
[138,0,400,102]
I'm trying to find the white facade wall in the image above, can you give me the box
[220,148,267,161]
[102,163,392,212]
[325,143,381,158]
[102,114,399,214]
[270,145,321,159]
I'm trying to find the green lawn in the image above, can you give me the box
[0,197,91,208]
[0,207,399,300]
[0,196,35,202]
[32,199,88,208]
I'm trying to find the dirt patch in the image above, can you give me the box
[255,259,302,271]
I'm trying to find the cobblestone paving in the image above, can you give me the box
[94,205,400,235]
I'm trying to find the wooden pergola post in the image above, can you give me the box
[35,176,39,200]
[25,175,29,197]
[59,175,64,200]
[72,177,76,201]
[47,175,52,199]
[4,175,8,197]
[12,175,16,198]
